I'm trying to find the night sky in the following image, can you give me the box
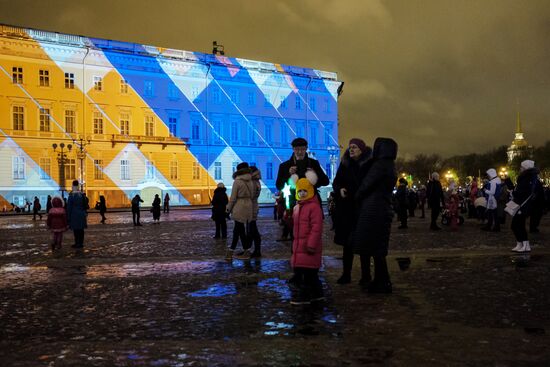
[1,0,549,158]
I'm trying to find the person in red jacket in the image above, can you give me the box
[46,196,68,251]
[290,178,324,305]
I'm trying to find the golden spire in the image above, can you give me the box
[516,110,522,134]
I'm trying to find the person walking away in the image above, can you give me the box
[332,138,371,285]
[396,178,409,229]
[211,183,229,239]
[427,172,445,230]
[97,195,107,224]
[275,137,329,241]
[131,194,144,226]
[417,185,427,218]
[67,180,87,248]
[510,160,541,252]
[32,196,42,220]
[481,168,501,231]
[248,166,262,258]
[46,196,68,251]
[152,194,161,223]
[290,178,324,305]
[163,193,170,213]
[46,195,52,214]
[352,137,398,293]
[226,162,255,260]
[407,188,418,218]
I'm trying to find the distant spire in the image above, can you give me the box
[516,99,522,134]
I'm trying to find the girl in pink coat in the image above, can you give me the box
[46,196,68,251]
[290,178,324,305]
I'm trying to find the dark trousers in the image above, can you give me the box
[164,203,169,213]
[248,220,261,253]
[73,229,84,247]
[100,211,106,223]
[230,221,250,250]
[293,267,323,298]
[342,245,354,277]
[419,202,425,218]
[132,210,140,225]
[430,206,441,228]
[530,208,543,232]
[373,255,390,283]
[214,218,227,238]
[398,208,408,227]
[484,209,499,230]
[511,214,528,242]
[282,221,293,239]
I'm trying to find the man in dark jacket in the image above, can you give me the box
[211,183,229,239]
[275,137,329,240]
[395,178,409,229]
[427,172,445,230]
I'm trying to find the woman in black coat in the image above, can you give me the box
[152,194,161,223]
[510,160,542,253]
[332,138,371,284]
[211,183,229,239]
[352,137,398,293]
[97,195,107,224]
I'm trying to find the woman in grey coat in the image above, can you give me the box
[226,162,255,260]
[352,138,398,293]
[67,180,88,248]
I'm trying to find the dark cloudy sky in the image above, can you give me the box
[2,0,549,158]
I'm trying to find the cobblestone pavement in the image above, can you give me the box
[0,208,549,366]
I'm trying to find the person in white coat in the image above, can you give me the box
[481,168,502,232]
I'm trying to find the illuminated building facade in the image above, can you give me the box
[507,112,533,163]
[0,24,342,208]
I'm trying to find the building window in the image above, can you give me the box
[145,116,154,137]
[191,86,199,101]
[295,95,301,110]
[120,113,130,135]
[120,79,129,94]
[145,161,155,179]
[248,121,256,145]
[12,67,23,84]
[232,161,238,173]
[170,161,178,180]
[12,156,25,180]
[168,84,179,100]
[229,89,239,104]
[324,127,331,146]
[39,158,51,180]
[94,159,104,180]
[194,163,201,180]
[39,108,50,132]
[266,162,273,180]
[324,98,330,113]
[264,94,271,107]
[326,163,332,179]
[120,159,130,180]
[93,111,104,134]
[231,119,239,142]
[212,88,221,104]
[65,73,75,89]
[309,97,316,112]
[168,117,177,136]
[144,81,154,97]
[279,96,287,109]
[12,106,24,130]
[265,123,272,143]
[248,91,256,106]
[191,119,200,140]
[39,69,50,87]
[213,119,222,143]
[64,159,76,180]
[65,110,76,133]
[93,76,103,91]
[214,162,222,180]
[310,126,317,146]
[280,121,287,145]
[296,124,304,139]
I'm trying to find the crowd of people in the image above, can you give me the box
[7,136,548,306]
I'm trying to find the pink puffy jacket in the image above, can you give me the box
[291,198,323,269]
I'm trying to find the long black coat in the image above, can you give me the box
[513,168,542,216]
[332,149,370,246]
[427,179,445,208]
[352,138,398,257]
[275,153,329,208]
[211,187,229,221]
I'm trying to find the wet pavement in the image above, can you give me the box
[0,209,549,366]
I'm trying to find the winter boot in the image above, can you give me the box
[511,242,523,252]
[225,248,234,261]
[521,241,531,253]
[234,249,251,260]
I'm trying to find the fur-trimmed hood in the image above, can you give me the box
[233,167,252,180]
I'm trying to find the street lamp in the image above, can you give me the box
[52,142,72,198]
[76,136,91,193]
[499,167,508,179]
[327,145,339,182]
